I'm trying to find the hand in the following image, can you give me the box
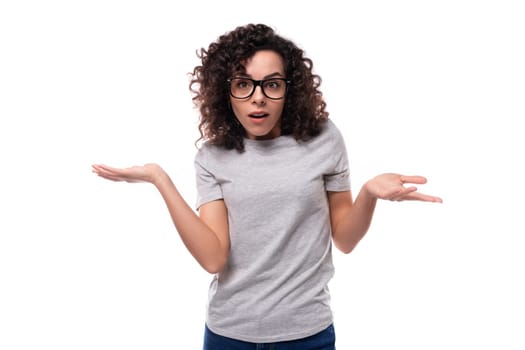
[364,173,442,203]
[91,163,164,184]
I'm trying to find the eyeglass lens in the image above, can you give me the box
[230,78,287,99]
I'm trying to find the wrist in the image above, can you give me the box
[147,164,168,187]
[362,180,378,201]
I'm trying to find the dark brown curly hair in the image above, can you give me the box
[190,23,328,152]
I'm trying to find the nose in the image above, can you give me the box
[251,85,266,104]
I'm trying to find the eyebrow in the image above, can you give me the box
[235,72,285,79]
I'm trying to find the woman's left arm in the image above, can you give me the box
[329,173,442,254]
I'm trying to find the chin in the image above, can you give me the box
[252,131,279,140]
[241,118,281,140]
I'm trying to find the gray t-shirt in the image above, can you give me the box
[194,119,350,343]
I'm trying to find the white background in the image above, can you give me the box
[1,0,524,349]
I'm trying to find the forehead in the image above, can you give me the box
[238,50,285,77]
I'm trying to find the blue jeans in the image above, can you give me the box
[203,324,336,350]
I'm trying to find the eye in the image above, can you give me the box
[264,79,282,90]
[234,79,252,89]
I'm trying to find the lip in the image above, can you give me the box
[248,116,267,124]
[249,110,269,119]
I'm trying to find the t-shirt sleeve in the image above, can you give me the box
[194,146,224,210]
[324,121,351,192]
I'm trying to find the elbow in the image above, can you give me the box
[333,239,357,255]
[339,246,356,255]
[203,263,223,274]
[201,255,228,274]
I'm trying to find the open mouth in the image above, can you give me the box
[249,113,269,119]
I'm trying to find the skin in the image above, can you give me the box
[92,49,442,273]
[230,50,286,140]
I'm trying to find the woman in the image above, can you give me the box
[92,23,442,349]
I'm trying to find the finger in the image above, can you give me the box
[389,186,418,201]
[92,164,113,175]
[92,165,124,179]
[93,165,130,179]
[92,164,110,170]
[400,192,443,203]
[93,164,123,173]
[95,173,125,182]
[400,175,427,185]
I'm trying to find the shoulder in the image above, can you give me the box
[324,118,343,135]
[195,141,221,157]
[318,119,346,145]
[195,141,234,168]
[194,141,215,165]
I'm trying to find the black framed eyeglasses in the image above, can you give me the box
[227,77,290,100]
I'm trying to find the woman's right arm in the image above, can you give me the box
[92,163,229,274]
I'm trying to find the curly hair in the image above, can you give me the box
[190,23,328,152]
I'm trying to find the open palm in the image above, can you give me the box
[91,163,162,184]
[366,173,442,203]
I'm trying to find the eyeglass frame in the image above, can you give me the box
[227,77,291,100]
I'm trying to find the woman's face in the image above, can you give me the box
[229,50,286,140]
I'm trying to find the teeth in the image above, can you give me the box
[251,113,266,118]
